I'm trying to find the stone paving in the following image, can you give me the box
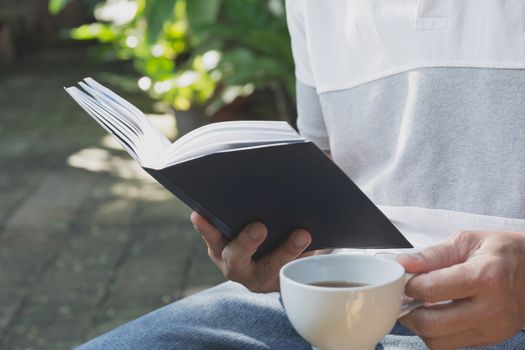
[0,49,225,350]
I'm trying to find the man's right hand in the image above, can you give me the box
[190,211,312,293]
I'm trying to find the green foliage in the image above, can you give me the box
[49,0,101,15]
[49,0,73,15]
[59,0,294,114]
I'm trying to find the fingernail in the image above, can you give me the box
[293,232,310,247]
[397,253,422,263]
[248,223,262,240]
[409,253,423,261]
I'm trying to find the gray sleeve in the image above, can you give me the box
[296,80,330,151]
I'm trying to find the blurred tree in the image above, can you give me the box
[52,0,295,124]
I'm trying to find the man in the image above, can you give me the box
[78,1,525,349]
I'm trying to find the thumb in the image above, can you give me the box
[397,236,466,274]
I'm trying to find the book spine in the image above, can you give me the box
[142,167,235,239]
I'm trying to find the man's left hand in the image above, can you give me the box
[398,231,525,350]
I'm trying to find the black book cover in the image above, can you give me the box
[144,141,412,259]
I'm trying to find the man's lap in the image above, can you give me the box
[75,282,525,350]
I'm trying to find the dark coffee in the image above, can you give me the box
[309,280,368,288]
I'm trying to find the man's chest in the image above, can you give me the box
[301,0,525,93]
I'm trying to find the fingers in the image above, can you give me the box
[398,232,483,302]
[191,212,228,260]
[397,241,461,274]
[221,222,267,269]
[191,211,312,293]
[397,231,481,274]
[405,262,478,302]
[255,229,311,279]
[400,299,479,338]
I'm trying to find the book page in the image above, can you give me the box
[66,78,305,170]
[164,138,305,167]
[66,78,171,168]
[161,120,304,165]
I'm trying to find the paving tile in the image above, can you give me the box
[182,240,226,298]
[86,223,196,340]
[0,228,131,350]
[0,169,100,345]
[3,169,98,237]
[138,195,192,225]
[0,231,62,349]
[0,189,30,225]
[89,198,138,228]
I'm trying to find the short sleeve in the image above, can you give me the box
[286,0,330,151]
[296,80,330,152]
[285,0,315,87]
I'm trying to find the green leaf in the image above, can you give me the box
[49,0,73,15]
[187,0,221,27]
[143,0,178,44]
[135,56,175,80]
[186,0,221,44]
[222,0,271,29]
[70,23,119,42]
[242,30,292,61]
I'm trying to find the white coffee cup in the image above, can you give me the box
[279,254,422,350]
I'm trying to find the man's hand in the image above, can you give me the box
[190,212,313,293]
[397,231,525,350]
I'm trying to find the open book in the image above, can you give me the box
[66,78,411,258]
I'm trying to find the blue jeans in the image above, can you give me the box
[76,282,525,350]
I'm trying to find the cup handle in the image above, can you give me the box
[373,253,425,318]
[398,273,424,318]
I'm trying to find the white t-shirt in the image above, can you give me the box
[286,0,525,250]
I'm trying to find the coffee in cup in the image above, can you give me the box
[279,254,421,350]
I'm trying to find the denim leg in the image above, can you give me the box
[76,281,525,350]
[381,323,525,350]
[75,282,311,350]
